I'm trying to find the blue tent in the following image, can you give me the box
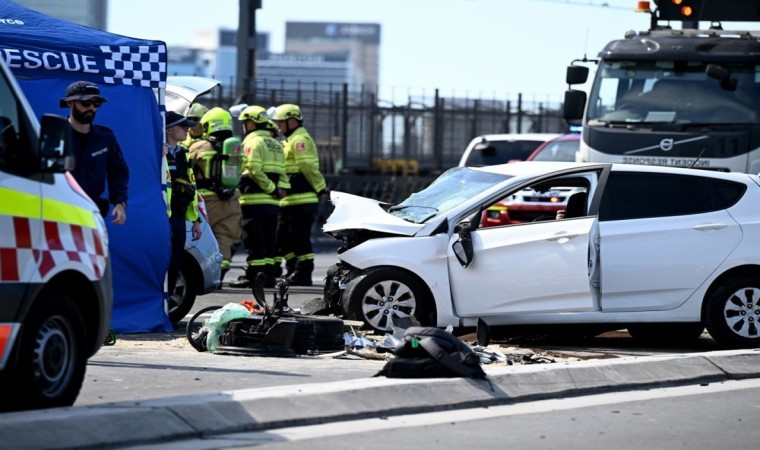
[0,0,172,332]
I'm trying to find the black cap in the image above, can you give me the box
[59,81,108,108]
[166,111,197,128]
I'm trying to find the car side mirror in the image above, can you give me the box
[39,114,74,172]
[453,221,474,268]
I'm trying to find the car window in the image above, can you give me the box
[530,139,579,162]
[599,172,727,221]
[0,69,36,175]
[706,178,747,209]
[466,140,545,166]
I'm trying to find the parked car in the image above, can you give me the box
[163,76,223,323]
[458,133,560,167]
[526,133,580,162]
[323,161,760,349]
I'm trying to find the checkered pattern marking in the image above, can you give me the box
[100,45,167,88]
[0,216,106,282]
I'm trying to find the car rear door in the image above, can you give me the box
[597,171,743,312]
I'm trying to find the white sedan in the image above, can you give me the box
[322,162,760,349]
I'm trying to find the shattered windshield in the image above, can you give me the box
[390,167,511,223]
[587,60,760,125]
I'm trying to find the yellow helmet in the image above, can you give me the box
[265,119,279,134]
[186,102,209,120]
[271,103,303,121]
[199,107,233,136]
[238,105,269,124]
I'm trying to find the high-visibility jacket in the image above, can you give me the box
[187,137,236,199]
[165,144,200,221]
[281,127,326,207]
[239,130,289,207]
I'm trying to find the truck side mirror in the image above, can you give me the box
[566,65,589,85]
[563,89,587,122]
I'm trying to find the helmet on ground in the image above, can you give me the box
[238,105,269,124]
[200,107,233,136]
[271,103,303,121]
[186,103,209,120]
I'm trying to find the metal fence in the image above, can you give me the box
[201,79,569,177]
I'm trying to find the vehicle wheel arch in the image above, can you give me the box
[344,265,437,332]
[701,264,760,322]
[30,270,103,354]
[702,264,760,348]
[180,249,203,294]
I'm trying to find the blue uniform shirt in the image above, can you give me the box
[70,124,129,207]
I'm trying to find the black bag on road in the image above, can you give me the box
[376,327,486,379]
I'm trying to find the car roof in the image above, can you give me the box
[475,161,757,183]
[470,133,561,143]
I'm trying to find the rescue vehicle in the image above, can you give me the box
[0,57,112,411]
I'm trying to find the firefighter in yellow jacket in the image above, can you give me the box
[271,103,328,286]
[230,106,290,288]
[180,102,208,151]
[187,107,242,285]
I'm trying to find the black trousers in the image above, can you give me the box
[276,203,317,261]
[167,215,187,294]
[241,205,279,269]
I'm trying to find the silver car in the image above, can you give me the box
[163,77,224,323]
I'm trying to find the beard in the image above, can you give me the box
[72,106,96,124]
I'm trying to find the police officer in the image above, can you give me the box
[230,106,289,288]
[271,104,328,286]
[180,102,208,150]
[187,107,242,285]
[164,111,202,297]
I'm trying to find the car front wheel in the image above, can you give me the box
[705,276,760,348]
[343,267,434,333]
[4,294,88,412]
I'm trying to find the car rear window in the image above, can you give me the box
[599,172,741,221]
[466,140,544,166]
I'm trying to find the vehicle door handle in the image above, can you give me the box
[693,223,727,231]
[546,232,579,241]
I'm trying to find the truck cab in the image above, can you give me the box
[0,57,112,411]
[564,0,760,173]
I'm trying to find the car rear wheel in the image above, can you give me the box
[343,267,435,333]
[705,276,760,348]
[4,295,87,411]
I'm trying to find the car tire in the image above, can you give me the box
[343,267,435,333]
[168,257,199,324]
[627,323,704,344]
[4,294,88,411]
[705,276,760,348]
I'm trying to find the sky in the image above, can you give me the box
[107,0,699,104]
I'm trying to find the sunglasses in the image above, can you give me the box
[78,100,103,108]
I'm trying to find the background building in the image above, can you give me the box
[14,0,106,29]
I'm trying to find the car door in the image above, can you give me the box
[448,168,603,318]
[597,171,743,312]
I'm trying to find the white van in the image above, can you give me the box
[458,133,560,167]
[0,58,112,411]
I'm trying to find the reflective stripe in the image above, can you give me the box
[0,323,20,370]
[0,187,96,228]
